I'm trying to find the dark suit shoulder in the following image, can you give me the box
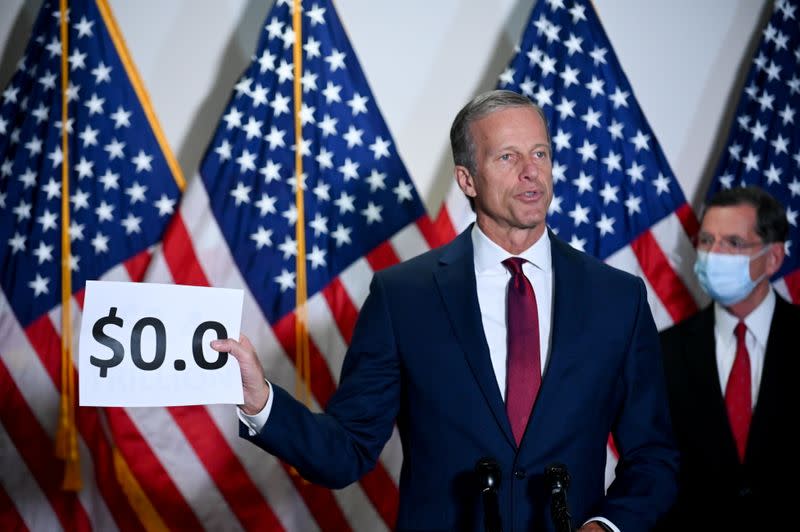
[659,305,713,345]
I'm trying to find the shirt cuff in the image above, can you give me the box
[584,517,619,532]
[236,380,273,436]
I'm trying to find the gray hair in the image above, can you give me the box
[449,90,551,174]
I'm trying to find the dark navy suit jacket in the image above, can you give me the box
[244,227,678,531]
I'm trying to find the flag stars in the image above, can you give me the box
[276,60,294,83]
[589,45,608,65]
[393,180,414,202]
[3,85,19,105]
[265,17,284,39]
[563,32,583,55]
[555,97,576,119]
[33,241,54,263]
[236,148,256,173]
[559,65,580,88]
[71,189,90,210]
[132,150,153,172]
[629,130,650,152]
[313,182,331,202]
[572,171,593,194]
[38,71,56,91]
[609,87,629,109]
[110,106,131,128]
[19,168,37,188]
[533,86,554,107]
[763,164,782,185]
[45,37,61,58]
[652,173,671,195]
[765,61,782,81]
[91,232,110,254]
[334,191,356,214]
[251,83,269,106]
[499,67,515,86]
[256,50,276,73]
[788,75,800,95]
[318,113,338,136]
[95,200,115,222]
[366,169,387,192]
[789,178,800,197]
[271,92,290,115]
[299,103,316,125]
[250,226,273,249]
[786,207,798,227]
[229,182,251,205]
[304,37,321,59]
[575,139,598,162]
[242,117,263,139]
[596,213,616,236]
[742,151,760,172]
[585,76,604,97]
[601,150,622,173]
[568,235,587,252]
[309,213,328,236]
[750,121,767,141]
[278,235,297,259]
[552,128,571,151]
[331,224,352,247]
[343,125,364,147]
[778,104,795,125]
[369,136,391,159]
[79,124,99,147]
[568,203,590,226]
[315,147,334,169]
[274,269,296,292]
[626,162,645,183]
[322,81,342,104]
[625,195,642,216]
[325,48,346,71]
[280,26,296,49]
[255,193,277,216]
[260,160,282,183]
[68,48,87,70]
[29,274,49,297]
[539,54,557,76]
[265,126,286,149]
[223,107,243,129]
[91,61,111,83]
[32,103,49,123]
[37,209,58,232]
[125,181,148,203]
[105,137,125,159]
[549,195,563,214]
[361,201,383,224]
[121,213,143,234]
[154,194,176,216]
[552,161,567,183]
[13,200,32,221]
[74,16,94,37]
[8,232,26,253]
[338,158,360,181]
[307,245,327,269]
[347,93,369,115]
[75,156,94,179]
[757,90,774,111]
[306,3,326,25]
[771,134,789,155]
[580,106,602,130]
[282,204,298,226]
[43,177,61,199]
[24,137,42,156]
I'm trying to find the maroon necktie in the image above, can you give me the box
[502,257,541,446]
[725,322,751,462]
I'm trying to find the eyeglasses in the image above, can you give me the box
[695,233,764,253]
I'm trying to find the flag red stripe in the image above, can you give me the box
[167,406,284,531]
[123,249,153,283]
[322,278,359,344]
[416,210,457,249]
[783,268,800,304]
[0,483,28,532]
[24,315,198,531]
[366,241,401,272]
[103,409,205,531]
[359,461,400,528]
[162,215,211,286]
[675,202,700,240]
[0,360,89,531]
[279,462,352,532]
[631,230,698,322]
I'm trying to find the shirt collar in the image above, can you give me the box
[714,288,776,347]
[471,223,552,274]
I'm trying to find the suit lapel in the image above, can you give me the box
[685,307,741,463]
[747,296,789,463]
[434,227,515,448]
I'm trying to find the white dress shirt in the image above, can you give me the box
[713,288,775,407]
[471,224,553,398]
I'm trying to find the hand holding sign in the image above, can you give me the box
[79,281,244,407]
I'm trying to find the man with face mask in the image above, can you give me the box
[657,186,799,531]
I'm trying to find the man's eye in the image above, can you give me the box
[499,154,511,161]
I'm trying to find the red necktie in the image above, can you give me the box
[725,322,751,462]
[503,257,541,446]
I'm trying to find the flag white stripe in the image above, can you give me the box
[338,258,374,310]
[0,421,63,532]
[390,222,431,262]
[650,211,708,307]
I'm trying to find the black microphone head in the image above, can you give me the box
[545,462,570,490]
[475,457,501,492]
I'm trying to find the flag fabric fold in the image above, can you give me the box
[706,0,800,303]
[0,0,183,529]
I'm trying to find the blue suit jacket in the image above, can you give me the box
[244,227,678,531]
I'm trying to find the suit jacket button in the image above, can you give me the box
[513,469,525,479]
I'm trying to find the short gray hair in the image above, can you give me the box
[449,90,550,174]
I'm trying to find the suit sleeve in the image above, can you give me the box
[601,278,680,531]
[240,273,401,488]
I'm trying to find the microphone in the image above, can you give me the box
[475,457,502,532]
[545,463,573,532]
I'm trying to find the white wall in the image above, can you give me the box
[0,0,770,214]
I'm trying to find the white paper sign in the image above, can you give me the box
[79,281,244,407]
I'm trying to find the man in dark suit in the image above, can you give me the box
[658,186,799,531]
[213,90,678,531]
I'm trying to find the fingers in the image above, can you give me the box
[210,337,253,361]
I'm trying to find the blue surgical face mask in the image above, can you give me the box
[694,247,770,306]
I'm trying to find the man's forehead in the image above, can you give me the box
[700,204,758,234]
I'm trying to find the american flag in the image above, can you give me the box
[706,0,800,303]
[135,0,453,530]
[480,0,705,331]
[0,0,183,529]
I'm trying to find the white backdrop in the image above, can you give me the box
[0,0,770,215]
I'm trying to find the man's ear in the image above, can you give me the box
[764,241,786,277]
[455,165,477,199]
